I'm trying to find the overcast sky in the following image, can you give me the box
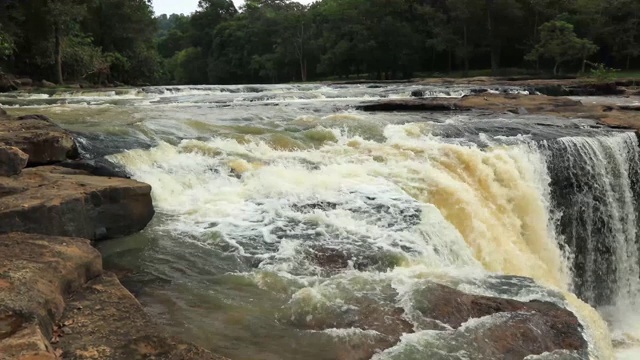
[153,0,315,16]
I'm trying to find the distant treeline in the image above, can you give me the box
[1,0,639,85]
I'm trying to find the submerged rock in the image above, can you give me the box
[0,113,79,165]
[57,273,228,360]
[0,166,154,240]
[411,282,588,356]
[0,146,28,177]
[285,279,587,360]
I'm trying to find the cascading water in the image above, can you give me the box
[2,84,638,359]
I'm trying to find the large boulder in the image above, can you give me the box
[0,166,154,240]
[0,113,79,165]
[0,233,228,360]
[0,77,19,92]
[41,80,56,88]
[57,273,229,360]
[285,280,587,360]
[16,78,33,87]
[0,233,102,359]
[0,146,28,176]
[413,282,587,351]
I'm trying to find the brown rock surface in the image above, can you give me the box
[0,233,102,359]
[356,98,462,112]
[0,166,154,240]
[287,280,587,360]
[0,114,79,166]
[0,233,227,360]
[0,146,28,177]
[358,93,640,133]
[413,282,587,354]
[57,273,228,360]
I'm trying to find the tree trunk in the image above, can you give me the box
[554,61,561,76]
[486,0,500,74]
[448,49,452,73]
[54,24,63,85]
[463,24,469,77]
[581,56,586,74]
[627,54,631,70]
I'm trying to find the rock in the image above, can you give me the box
[0,166,154,240]
[0,233,102,359]
[0,78,19,92]
[0,108,7,117]
[285,279,587,360]
[113,81,125,87]
[410,89,424,98]
[456,93,582,113]
[308,246,403,273]
[56,159,131,179]
[0,146,29,176]
[0,113,79,165]
[17,78,33,87]
[41,80,56,88]
[411,282,587,356]
[357,98,462,112]
[57,273,229,360]
[0,233,227,360]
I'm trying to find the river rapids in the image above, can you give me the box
[1,84,639,360]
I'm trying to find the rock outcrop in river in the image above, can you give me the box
[0,109,227,359]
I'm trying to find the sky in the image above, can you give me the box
[152,0,315,16]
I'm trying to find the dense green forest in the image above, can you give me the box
[1,0,639,85]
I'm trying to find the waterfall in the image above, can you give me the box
[544,132,640,307]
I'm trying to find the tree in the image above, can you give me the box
[526,20,598,75]
[47,0,87,84]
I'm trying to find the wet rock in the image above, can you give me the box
[41,80,56,88]
[56,158,131,179]
[0,234,226,360]
[0,113,79,166]
[308,246,403,273]
[58,273,228,360]
[0,108,7,117]
[17,78,33,87]
[289,295,413,360]
[0,166,154,240]
[291,201,338,213]
[0,77,19,92]
[0,233,102,359]
[0,146,28,177]
[357,98,463,112]
[412,282,587,354]
[410,90,424,98]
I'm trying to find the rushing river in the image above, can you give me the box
[1,84,639,360]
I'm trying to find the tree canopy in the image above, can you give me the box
[1,0,639,85]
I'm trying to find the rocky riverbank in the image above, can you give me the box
[357,92,640,133]
[0,109,227,359]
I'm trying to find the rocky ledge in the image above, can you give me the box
[357,92,640,133]
[0,109,227,359]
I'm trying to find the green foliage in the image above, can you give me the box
[61,33,108,80]
[3,0,640,85]
[526,21,598,75]
[0,30,14,59]
[586,62,620,82]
